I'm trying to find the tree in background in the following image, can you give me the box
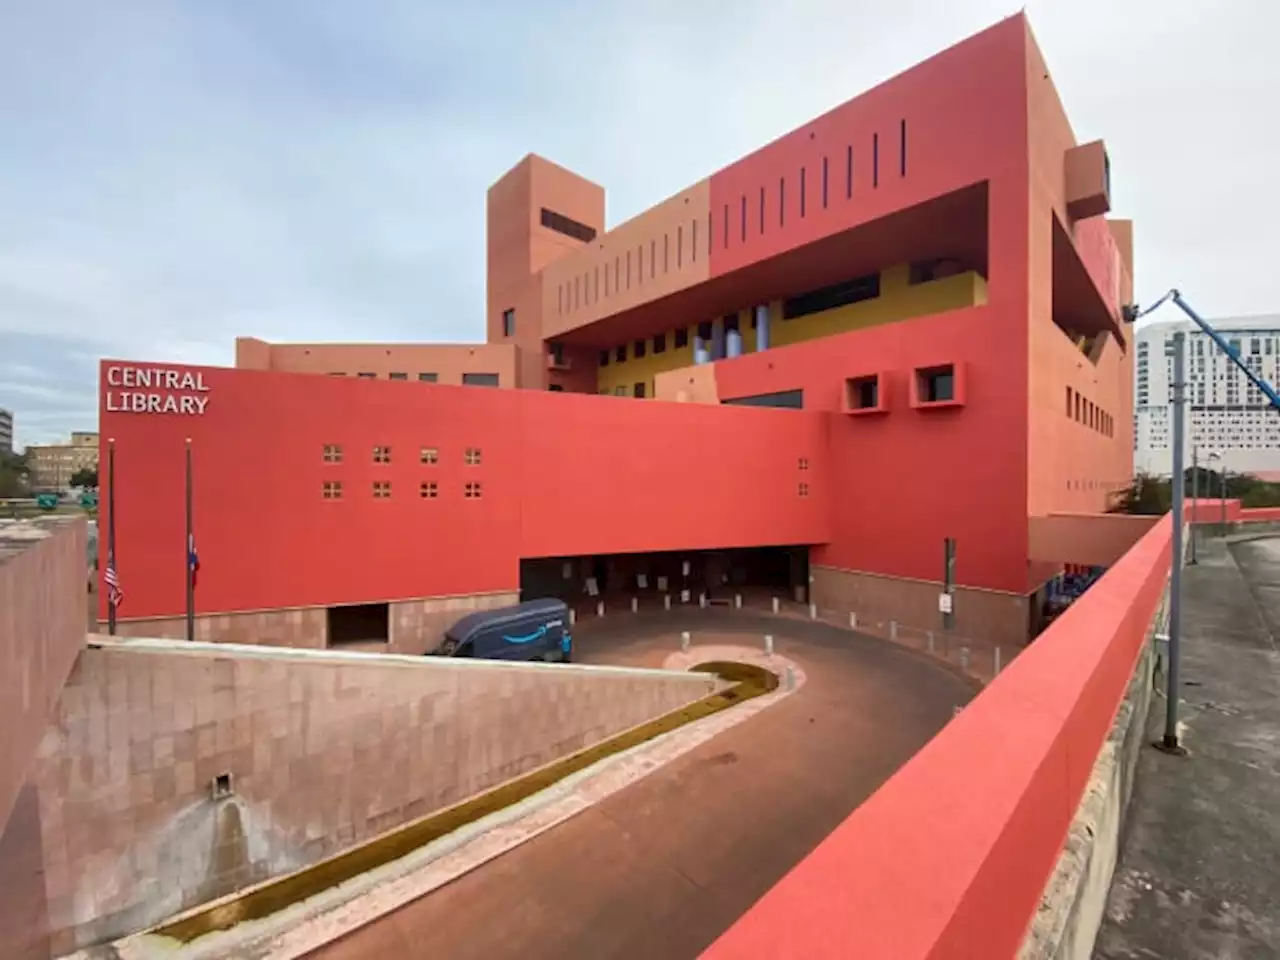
[69,466,99,490]
[0,449,30,499]
[1109,472,1172,515]
[1110,469,1280,515]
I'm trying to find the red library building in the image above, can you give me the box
[98,13,1134,650]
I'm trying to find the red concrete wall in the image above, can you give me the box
[703,515,1172,960]
[706,15,1027,282]
[714,305,1028,592]
[98,362,830,621]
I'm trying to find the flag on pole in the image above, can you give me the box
[105,551,123,607]
[188,533,200,589]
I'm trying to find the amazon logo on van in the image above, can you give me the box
[503,622,560,645]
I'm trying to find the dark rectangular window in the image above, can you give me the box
[389,372,408,380]
[779,177,786,226]
[759,186,765,233]
[799,166,807,217]
[822,157,829,208]
[418,372,438,382]
[653,332,667,353]
[462,373,500,387]
[697,321,713,342]
[782,273,881,320]
[741,195,747,241]
[723,313,739,334]
[723,204,729,248]
[677,226,683,267]
[539,207,597,242]
[722,389,805,409]
[549,342,565,367]
[674,327,689,348]
[501,307,515,337]
[357,372,376,379]
[692,219,698,261]
[872,133,879,188]
[548,384,564,392]
[919,366,954,403]
[854,378,878,409]
[633,382,646,399]
[616,344,627,363]
[599,350,610,368]
[633,339,647,359]
[899,119,907,177]
[626,251,632,288]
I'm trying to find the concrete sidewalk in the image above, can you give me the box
[1094,534,1280,959]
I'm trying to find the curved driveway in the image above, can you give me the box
[310,609,977,960]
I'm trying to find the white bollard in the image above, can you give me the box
[960,646,971,670]
[631,596,638,613]
[994,646,1003,674]
[772,597,780,614]
[681,631,690,652]
[699,593,708,609]
[735,594,742,609]
[849,611,857,629]
[785,665,796,690]
[596,601,605,618]
[889,620,898,641]
[569,608,577,625]
[926,631,934,653]
[809,603,817,620]
[664,594,671,610]
[764,634,774,657]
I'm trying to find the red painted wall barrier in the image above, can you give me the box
[702,515,1172,960]
[1238,506,1280,523]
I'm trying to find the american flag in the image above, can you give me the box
[104,552,123,607]
[188,533,200,589]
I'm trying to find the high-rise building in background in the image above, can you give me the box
[1134,316,1280,479]
[0,408,12,455]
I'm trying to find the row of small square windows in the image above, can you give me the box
[322,445,481,465]
[322,480,482,500]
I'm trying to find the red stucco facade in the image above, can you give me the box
[98,14,1133,641]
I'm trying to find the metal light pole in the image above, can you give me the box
[1189,446,1199,564]
[1208,451,1224,535]
[1163,331,1187,751]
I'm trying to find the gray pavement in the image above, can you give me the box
[309,609,978,960]
[1094,534,1280,959]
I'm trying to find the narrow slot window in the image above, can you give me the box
[650,239,656,279]
[692,219,698,261]
[723,204,729,248]
[822,157,829,208]
[779,177,786,227]
[759,186,765,234]
[846,145,853,198]
[740,194,747,242]
[900,119,907,177]
[626,250,631,289]
[594,266,600,301]
[799,166,807,218]
[708,212,713,253]
[663,233,669,272]
[677,226,683,268]
[873,133,879,188]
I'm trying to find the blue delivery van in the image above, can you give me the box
[436,598,572,663]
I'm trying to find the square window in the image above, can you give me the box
[924,370,953,402]
[911,363,964,409]
[322,444,343,463]
[633,382,646,399]
[464,447,482,466]
[420,481,438,499]
[322,480,343,500]
[372,481,392,499]
[373,445,392,464]
[464,481,483,499]
[420,447,438,464]
[844,373,887,415]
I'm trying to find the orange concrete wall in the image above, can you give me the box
[704,515,1172,960]
[235,337,519,389]
[1028,512,1158,567]
[98,361,830,621]
[29,640,716,952]
[0,519,86,832]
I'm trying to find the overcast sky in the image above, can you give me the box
[0,0,1274,447]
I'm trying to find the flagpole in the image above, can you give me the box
[107,438,117,636]
[185,437,194,643]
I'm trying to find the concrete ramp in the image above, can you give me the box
[23,636,717,955]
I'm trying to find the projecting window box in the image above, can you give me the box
[910,362,966,410]
[843,372,890,416]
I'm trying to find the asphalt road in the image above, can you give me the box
[309,609,977,960]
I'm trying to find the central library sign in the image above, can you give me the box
[103,365,211,415]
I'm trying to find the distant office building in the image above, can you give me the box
[0,408,12,455]
[1134,316,1280,479]
[27,431,99,490]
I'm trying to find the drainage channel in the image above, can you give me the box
[151,661,779,947]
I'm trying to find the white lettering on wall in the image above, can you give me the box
[103,366,212,416]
